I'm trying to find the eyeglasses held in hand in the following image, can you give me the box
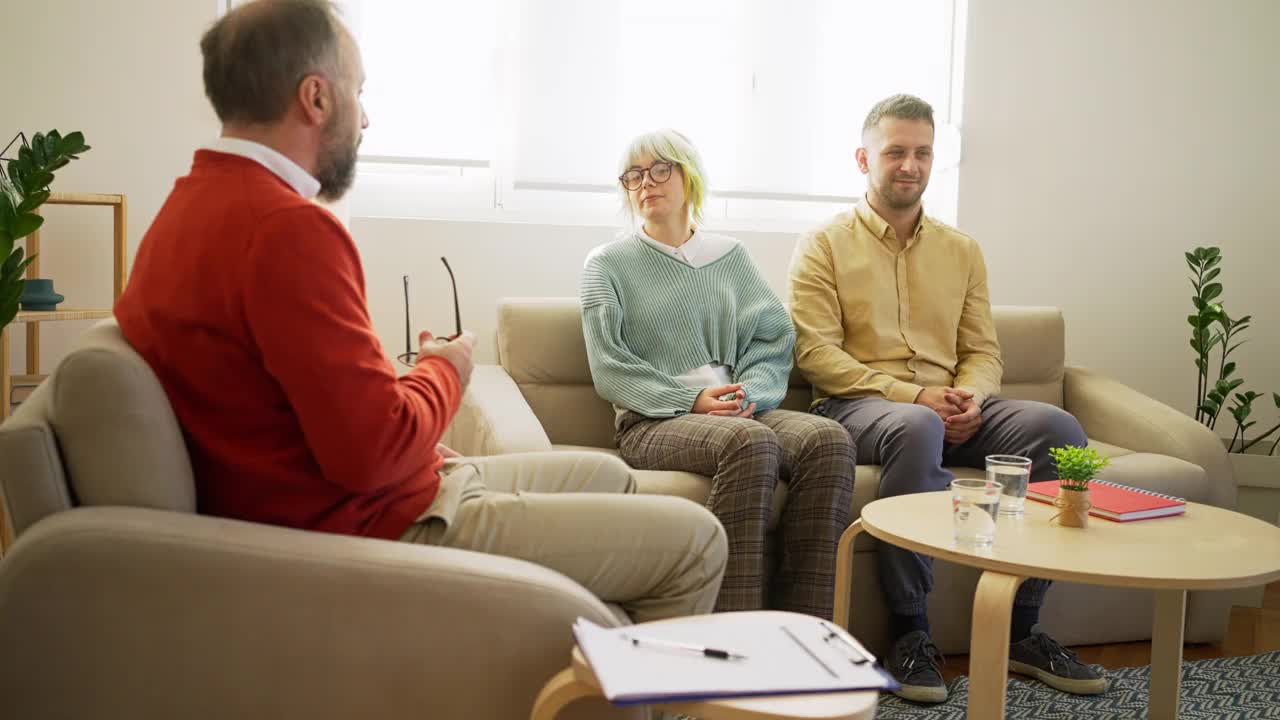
[618,160,674,191]
[396,257,462,368]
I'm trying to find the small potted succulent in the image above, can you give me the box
[1048,445,1110,528]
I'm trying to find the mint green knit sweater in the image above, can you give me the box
[580,235,795,418]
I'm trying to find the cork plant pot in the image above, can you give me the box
[1052,486,1091,528]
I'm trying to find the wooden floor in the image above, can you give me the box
[943,581,1280,682]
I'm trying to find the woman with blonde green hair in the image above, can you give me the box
[579,129,856,617]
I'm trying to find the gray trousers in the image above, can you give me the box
[817,396,1088,616]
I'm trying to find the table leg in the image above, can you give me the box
[968,571,1023,720]
[529,667,600,720]
[1149,589,1186,720]
[833,519,863,631]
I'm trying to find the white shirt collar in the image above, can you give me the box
[203,137,321,200]
[637,226,703,265]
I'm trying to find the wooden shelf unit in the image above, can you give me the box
[1,193,127,419]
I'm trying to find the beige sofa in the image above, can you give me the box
[449,298,1237,655]
[0,320,636,720]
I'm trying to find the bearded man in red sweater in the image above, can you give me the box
[114,0,726,623]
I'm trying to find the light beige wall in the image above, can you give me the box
[959,0,1279,430]
[5,0,1276,436]
[2,0,221,370]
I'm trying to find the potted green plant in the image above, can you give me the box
[0,130,92,331]
[1048,445,1110,528]
[1185,246,1279,538]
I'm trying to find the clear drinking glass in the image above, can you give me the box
[951,478,1002,546]
[987,454,1033,516]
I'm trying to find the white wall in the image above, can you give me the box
[960,0,1280,430]
[5,0,1277,435]
[1,0,221,370]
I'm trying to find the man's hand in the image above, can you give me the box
[693,383,756,417]
[914,386,965,419]
[417,330,475,389]
[944,402,982,445]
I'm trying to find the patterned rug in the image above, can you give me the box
[875,651,1280,719]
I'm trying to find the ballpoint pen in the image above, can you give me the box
[820,621,875,664]
[623,633,749,661]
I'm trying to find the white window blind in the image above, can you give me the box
[317,1,965,224]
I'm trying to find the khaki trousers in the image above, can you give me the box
[400,451,727,623]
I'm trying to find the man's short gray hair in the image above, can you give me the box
[200,0,345,125]
[862,94,935,136]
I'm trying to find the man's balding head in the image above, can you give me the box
[200,0,348,125]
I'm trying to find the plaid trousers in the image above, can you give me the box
[617,409,854,619]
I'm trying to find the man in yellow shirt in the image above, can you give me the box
[788,95,1105,703]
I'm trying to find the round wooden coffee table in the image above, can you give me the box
[834,492,1280,720]
[529,611,879,720]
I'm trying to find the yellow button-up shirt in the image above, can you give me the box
[788,201,1003,408]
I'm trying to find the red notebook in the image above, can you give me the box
[1026,480,1186,522]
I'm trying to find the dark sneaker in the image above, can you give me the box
[886,630,948,703]
[1008,625,1108,695]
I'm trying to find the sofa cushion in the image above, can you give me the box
[49,320,196,513]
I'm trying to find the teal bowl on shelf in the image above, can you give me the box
[18,278,65,312]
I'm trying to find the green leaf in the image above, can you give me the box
[0,190,14,226]
[1202,283,1223,302]
[1199,402,1220,416]
[16,190,48,214]
[58,131,87,156]
[1184,251,1197,268]
[1191,297,1204,311]
[1237,315,1253,325]
[17,145,34,169]
[0,304,16,329]
[1,246,24,277]
[31,132,48,166]
[1206,247,1222,259]
[10,213,43,240]
[1226,341,1247,356]
[1204,267,1221,283]
[1222,362,1237,378]
[1273,393,1280,409]
[22,170,53,193]
[1193,246,1207,259]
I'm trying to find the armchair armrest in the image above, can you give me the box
[0,507,634,720]
[442,364,553,456]
[1064,366,1235,509]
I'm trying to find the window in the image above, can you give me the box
[323,1,965,226]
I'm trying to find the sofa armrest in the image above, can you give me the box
[442,364,553,456]
[1064,366,1235,509]
[0,507,633,720]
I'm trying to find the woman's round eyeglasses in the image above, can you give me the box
[618,160,674,191]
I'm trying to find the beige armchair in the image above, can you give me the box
[0,320,636,720]
[450,298,1236,655]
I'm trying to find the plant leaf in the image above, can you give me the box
[31,132,48,166]
[10,213,43,240]
[1184,251,1197,267]
[58,131,88,156]
[1202,283,1223,302]
[1222,362,1236,378]
[22,169,54,194]
[1204,267,1221,283]
[1273,393,1280,409]
[16,190,48,214]
[1206,247,1222,259]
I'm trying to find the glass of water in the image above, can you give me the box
[987,455,1033,516]
[951,478,1002,546]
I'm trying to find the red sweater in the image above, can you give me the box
[116,151,461,539]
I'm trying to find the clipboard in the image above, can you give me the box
[572,614,897,705]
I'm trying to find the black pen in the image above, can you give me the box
[625,633,748,661]
[820,621,874,664]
